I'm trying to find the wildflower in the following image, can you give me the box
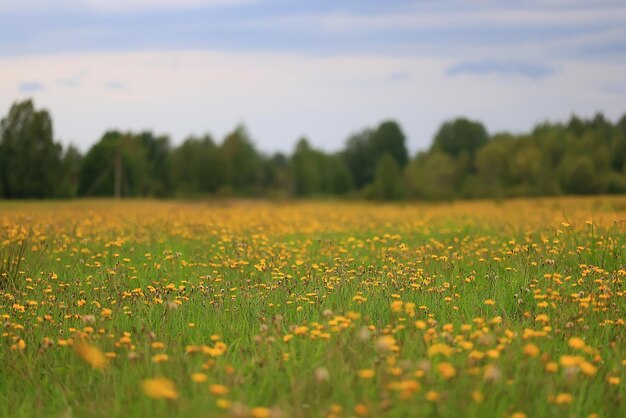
[568,337,585,350]
[354,404,368,416]
[358,369,375,379]
[216,399,231,409]
[426,390,439,401]
[142,378,178,400]
[74,340,108,369]
[152,354,169,363]
[523,343,540,357]
[191,373,208,383]
[210,384,230,395]
[428,343,453,357]
[250,407,271,418]
[472,390,484,403]
[608,376,620,385]
[553,393,573,404]
[436,362,457,379]
[375,335,396,352]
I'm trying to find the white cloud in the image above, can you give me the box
[0,0,256,13]
[0,50,624,155]
[257,6,626,32]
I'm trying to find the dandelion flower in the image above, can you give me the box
[142,378,178,400]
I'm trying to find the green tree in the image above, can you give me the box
[405,151,460,200]
[432,118,489,158]
[372,121,409,168]
[0,99,68,198]
[170,135,222,195]
[78,131,152,197]
[342,120,408,191]
[219,125,261,194]
[558,155,598,195]
[370,153,404,200]
[291,138,321,197]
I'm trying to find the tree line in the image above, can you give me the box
[1,99,626,200]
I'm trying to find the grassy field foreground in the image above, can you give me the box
[1,198,626,418]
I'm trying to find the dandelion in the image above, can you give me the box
[568,337,585,350]
[152,354,169,363]
[358,369,375,379]
[250,407,271,418]
[375,335,396,352]
[191,373,208,383]
[553,393,573,404]
[436,362,457,379]
[523,343,540,357]
[216,399,231,409]
[74,340,108,369]
[428,343,453,357]
[142,378,178,400]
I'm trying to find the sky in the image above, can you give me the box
[1,0,625,154]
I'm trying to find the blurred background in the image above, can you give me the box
[0,0,625,199]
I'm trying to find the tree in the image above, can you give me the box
[475,136,513,197]
[291,138,321,197]
[558,155,598,195]
[0,99,68,198]
[170,135,222,195]
[78,131,153,197]
[219,125,261,194]
[372,121,409,168]
[342,120,409,191]
[432,118,489,158]
[370,153,404,200]
[61,145,83,197]
[342,128,376,189]
[405,151,460,200]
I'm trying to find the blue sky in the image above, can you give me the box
[1,0,625,153]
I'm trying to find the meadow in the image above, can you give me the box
[1,197,626,418]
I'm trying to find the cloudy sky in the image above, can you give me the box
[1,0,625,154]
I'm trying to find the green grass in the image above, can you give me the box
[1,198,625,418]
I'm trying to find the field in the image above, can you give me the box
[2,198,626,418]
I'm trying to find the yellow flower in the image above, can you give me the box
[568,337,585,350]
[216,399,231,409]
[484,299,496,306]
[375,335,397,352]
[152,354,169,363]
[559,355,584,368]
[17,339,26,350]
[426,390,439,402]
[510,413,527,418]
[142,378,178,400]
[74,340,108,369]
[415,320,427,329]
[250,407,271,418]
[436,362,457,379]
[523,343,540,357]
[579,362,597,376]
[554,392,573,404]
[428,343,453,357]
[608,376,620,385]
[294,326,308,336]
[191,373,208,383]
[354,404,368,416]
[358,369,375,379]
[545,362,558,373]
[472,390,484,403]
[210,384,230,395]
